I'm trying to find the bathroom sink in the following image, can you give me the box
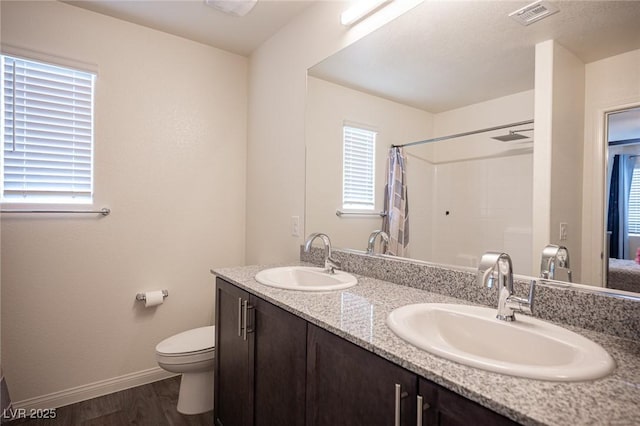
[255,266,357,291]
[386,303,615,381]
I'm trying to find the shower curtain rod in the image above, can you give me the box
[391,119,534,149]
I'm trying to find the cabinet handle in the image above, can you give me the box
[395,384,401,426]
[237,297,243,337]
[242,300,249,340]
[416,395,430,426]
[246,304,255,335]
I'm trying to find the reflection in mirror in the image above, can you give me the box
[398,114,535,275]
[605,106,640,293]
[305,0,640,293]
[306,74,534,275]
[540,244,572,283]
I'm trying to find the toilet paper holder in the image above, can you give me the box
[136,290,169,301]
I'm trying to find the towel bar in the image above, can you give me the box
[1,207,111,216]
[336,209,387,217]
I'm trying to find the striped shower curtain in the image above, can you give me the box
[382,147,409,257]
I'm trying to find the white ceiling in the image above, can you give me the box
[309,0,640,113]
[63,0,317,56]
[63,0,640,112]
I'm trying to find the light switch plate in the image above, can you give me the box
[560,222,568,241]
[291,216,300,237]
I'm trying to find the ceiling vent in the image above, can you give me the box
[204,0,257,17]
[509,1,559,26]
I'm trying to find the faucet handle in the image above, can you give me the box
[506,280,536,315]
[325,256,341,274]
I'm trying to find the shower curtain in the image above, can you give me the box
[382,147,409,257]
[608,154,637,259]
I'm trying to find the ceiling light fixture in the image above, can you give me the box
[204,0,258,17]
[341,0,394,27]
[509,0,559,26]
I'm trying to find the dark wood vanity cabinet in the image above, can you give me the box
[251,295,307,426]
[418,378,519,426]
[214,278,307,426]
[306,325,518,426]
[306,324,417,426]
[215,278,519,426]
[215,278,251,426]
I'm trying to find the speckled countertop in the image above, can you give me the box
[212,263,640,426]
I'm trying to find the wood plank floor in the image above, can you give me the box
[6,376,213,425]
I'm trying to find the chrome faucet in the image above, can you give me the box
[477,252,535,322]
[540,244,572,282]
[304,233,341,274]
[366,230,389,255]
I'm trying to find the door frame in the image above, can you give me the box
[588,100,640,287]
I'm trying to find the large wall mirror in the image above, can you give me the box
[305,1,640,293]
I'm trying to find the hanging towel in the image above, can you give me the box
[1,366,12,423]
[382,147,410,257]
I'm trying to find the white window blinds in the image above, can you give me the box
[343,125,376,210]
[629,163,640,235]
[1,54,95,203]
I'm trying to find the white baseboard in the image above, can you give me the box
[13,367,178,411]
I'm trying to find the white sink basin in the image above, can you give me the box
[386,303,615,382]
[255,266,357,291]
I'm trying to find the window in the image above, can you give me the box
[629,163,640,235]
[342,125,376,210]
[1,54,95,204]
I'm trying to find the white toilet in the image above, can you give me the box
[155,325,215,415]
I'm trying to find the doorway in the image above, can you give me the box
[605,106,640,290]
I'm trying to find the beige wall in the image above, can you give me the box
[246,1,348,265]
[549,42,585,282]
[534,45,640,286]
[532,41,554,277]
[1,1,247,403]
[431,91,534,162]
[428,91,534,273]
[582,49,640,285]
[246,0,421,264]
[533,40,585,281]
[305,76,433,253]
[305,79,534,271]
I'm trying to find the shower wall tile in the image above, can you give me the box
[429,153,533,275]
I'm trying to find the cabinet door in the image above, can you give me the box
[418,378,519,426]
[306,324,417,426]
[215,278,252,426]
[251,295,307,426]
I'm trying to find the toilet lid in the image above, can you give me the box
[156,325,215,355]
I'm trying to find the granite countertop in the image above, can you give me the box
[212,263,640,426]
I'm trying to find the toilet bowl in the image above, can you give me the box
[156,325,215,415]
